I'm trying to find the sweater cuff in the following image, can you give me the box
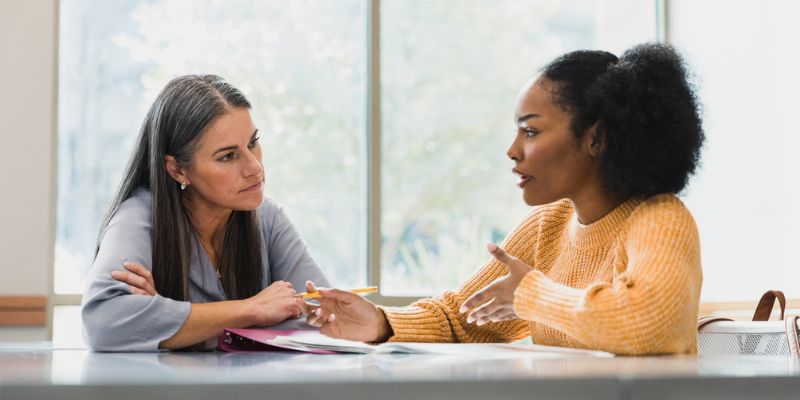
[513,270,583,334]
[378,305,451,343]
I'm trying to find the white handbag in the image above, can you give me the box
[697,290,800,356]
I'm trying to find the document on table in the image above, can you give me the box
[269,331,614,358]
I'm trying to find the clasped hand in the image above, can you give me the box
[111,261,317,326]
[111,261,158,296]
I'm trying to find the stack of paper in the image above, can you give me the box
[269,331,614,357]
[220,328,614,358]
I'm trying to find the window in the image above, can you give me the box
[379,0,658,295]
[56,0,367,296]
[55,0,659,341]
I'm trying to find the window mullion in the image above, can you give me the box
[366,0,381,290]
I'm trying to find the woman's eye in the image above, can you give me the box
[522,128,538,138]
[219,152,235,162]
[248,136,260,149]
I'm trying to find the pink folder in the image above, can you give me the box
[218,328,335,354]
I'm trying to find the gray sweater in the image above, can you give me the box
[81,188,330,351]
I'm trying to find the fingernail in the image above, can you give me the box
[459,305,468,313]
[466,316,474,323]
[329,314,336,322]
[111,271,120,278]
[314,309,321,316]
[487,243,497,252]
[477,318,486,326]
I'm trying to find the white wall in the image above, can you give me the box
[0,0,58,340]
[671,0,800,302]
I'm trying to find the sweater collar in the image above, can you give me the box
[567,197,641,249]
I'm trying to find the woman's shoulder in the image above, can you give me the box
[626,194,698,238]
[112,187,152,221]
[258,196,283,222]
[630,194,694,222]
[258,195,281,212]
[98,187,152,245]
[257,196,292,238]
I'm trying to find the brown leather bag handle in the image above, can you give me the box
[752,290,786,321]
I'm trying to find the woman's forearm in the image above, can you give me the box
[159,300,255,349]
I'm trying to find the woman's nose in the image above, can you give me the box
[242,151,263,177]
[507,136,521,161]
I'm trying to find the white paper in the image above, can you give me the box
[271,332,614,358]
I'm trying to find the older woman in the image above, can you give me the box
[305,43,704,355]
[82,75,329,351]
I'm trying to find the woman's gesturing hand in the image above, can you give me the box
[246,280,302,327]
[460,243,532,326]
[303,281,392,342]
[111,261,158,296]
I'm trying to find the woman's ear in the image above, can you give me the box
[584,123,606,158]
[164,155,189,185]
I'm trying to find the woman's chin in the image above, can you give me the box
[522,190,551,207]
[522,197,539,207]
[235,193,263,211]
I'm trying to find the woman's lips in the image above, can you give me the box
[517,175,532,188]
[513,169,532,188]
[241,181,263,192]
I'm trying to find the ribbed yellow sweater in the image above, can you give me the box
[381,194,702,355]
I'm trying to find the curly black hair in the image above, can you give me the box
[541,42,704,199]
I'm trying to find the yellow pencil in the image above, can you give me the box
[298,286,378,299]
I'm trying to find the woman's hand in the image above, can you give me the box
[245,281,302,327]
[111,261,158,296]
[294,281,321,317]
[304,281,392,342]
[460,243,532,326]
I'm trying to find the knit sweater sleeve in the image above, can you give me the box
[379,209,549,343]
[512,195,702,355]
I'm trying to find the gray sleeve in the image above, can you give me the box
[81,193,191,352]
[262,200,330,290]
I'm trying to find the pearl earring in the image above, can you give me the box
[180,182,187,191]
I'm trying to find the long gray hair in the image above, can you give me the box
[100,75,263,301]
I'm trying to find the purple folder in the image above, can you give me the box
[218,328,335,354]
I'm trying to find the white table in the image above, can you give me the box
[1,343,799,400]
